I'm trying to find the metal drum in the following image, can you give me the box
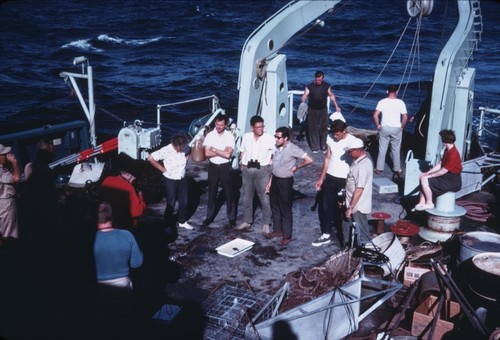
[469,252,500,304]
[458,231,500,264]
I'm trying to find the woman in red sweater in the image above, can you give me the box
[413,130,462,211]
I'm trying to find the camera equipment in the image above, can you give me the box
[247,159,261,169]
[337,188,346,207]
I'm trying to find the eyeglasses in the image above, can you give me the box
[274,135,284,139]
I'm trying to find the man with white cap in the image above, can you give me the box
[0,144,20,238]
[341,137,373,247]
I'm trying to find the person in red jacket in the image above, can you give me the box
[101,153,146,229]
[413,130,462,211]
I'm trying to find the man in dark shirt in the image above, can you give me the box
[301,70,341,153]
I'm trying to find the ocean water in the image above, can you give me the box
[1,0,499,146]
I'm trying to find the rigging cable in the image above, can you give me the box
[399,12,423,100]
[347,16,413,117]
[259,0,350,64]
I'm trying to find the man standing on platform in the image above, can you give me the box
[203,113,236,228]
[341,137,373,247]
[236,115,275,233]
[301,70,341,153]
[265,127,313,246]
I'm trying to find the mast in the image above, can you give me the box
[59,56,97,148]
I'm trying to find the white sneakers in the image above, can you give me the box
[235,222,252,230]
[312,233,331,247]
[179,221,194,230]
[262,224,270,234]
[411,203,435,212]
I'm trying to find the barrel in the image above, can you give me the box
[469,252,500,303]
[458,231,500,264]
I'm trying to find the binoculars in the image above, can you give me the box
[247,159,261,169]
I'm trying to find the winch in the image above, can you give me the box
[118,119,161,160]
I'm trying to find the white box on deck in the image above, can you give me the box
[373,177,398,194]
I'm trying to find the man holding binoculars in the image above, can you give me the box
[236,115,275,233]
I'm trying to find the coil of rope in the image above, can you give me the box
[456,200,492,223]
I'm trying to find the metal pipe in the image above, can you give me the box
[382,280,420,340]
[430,259,489,336]
[87,65,96,147]
[425,294,445,340]
[157,94,217,108]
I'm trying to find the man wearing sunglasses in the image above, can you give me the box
[265,127,313,245]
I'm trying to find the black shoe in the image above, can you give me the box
[201,219,213,227]
[227,220,236,229]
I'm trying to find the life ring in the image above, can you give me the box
[407,0,434,18]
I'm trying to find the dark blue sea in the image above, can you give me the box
[1,0,499,146]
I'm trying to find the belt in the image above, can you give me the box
[209,162,230,167]
[243,164,271,169]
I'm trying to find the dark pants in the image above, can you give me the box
[164,177,188,224]
[270,175,294,238]
[307,107,328,151]
[342,211,371,247]
[206,162,235,223]
[320,175,346,242]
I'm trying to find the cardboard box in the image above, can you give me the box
[411,295,461,340]
[403,265,430,287]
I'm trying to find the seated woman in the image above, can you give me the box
[414,129,462,211]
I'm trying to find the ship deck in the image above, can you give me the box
[0,129,498,339]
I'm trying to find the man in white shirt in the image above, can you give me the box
[236,115,275,233]
[313,120,355,246]
[372,84,408,176]
[203,114,236,228]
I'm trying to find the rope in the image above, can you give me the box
[456,200,492,222]
[399,14,423,100]
[280,250,361,312]
[405,241,442,262]
[348,16,413,117]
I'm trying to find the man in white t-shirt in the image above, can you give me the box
[313,120,355,246]
[372,85,408,176]
[203,114,236,228]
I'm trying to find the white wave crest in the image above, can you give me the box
[97,34,124,44]
[98,34,162,46]
[61,39,104,52]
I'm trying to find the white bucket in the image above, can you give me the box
[368,232,406,276]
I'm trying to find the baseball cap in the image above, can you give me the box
[0,144,12,155]
[344,137,364,151]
